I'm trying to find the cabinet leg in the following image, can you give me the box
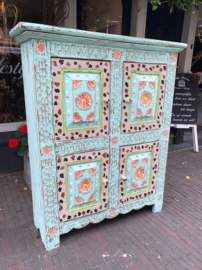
[41,230,60,251]
[152,197,163,213]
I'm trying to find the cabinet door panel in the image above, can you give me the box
[57,149,109,222]
[52,59,110,141]
[119,141,160,204]
[121,63,167,133]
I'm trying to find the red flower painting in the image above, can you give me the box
[8,139,20,149]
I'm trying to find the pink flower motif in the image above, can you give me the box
[131,183,137,189]
[135,168,145,180]
[75,171,83,179]
[141,92,152,107]
[87,81,95,90]
[112,137,118,145]
[44,147,51,155]
[76,93,92,110]
[49,229,55,235]
[146,109,153,117]
[89,194,95,202]
[163,131,168,137]
[158,195,162,201]
[149,82,156,89]
[37,44,45,53]
[79,179,92,194]
[89,168,96,175]
[73,81,81,89]
[141,181,147,187]
[171,55,176,62]
[139,81,146,90]
[137,109,142,117]
[75,197,83,205]
[113,50,121,59]
[87,113,95,121]
[110,210,116,216]
[132,160,138,167]
[74,113,83,122]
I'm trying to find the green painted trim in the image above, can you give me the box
[129,72,161,125]
[62,69,103,132]
[124,149,154,197]
[65,158,103,213]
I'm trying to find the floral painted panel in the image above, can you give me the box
[52,59,110,141]
[64,72,101,130]
[67,161,101,212]
[122,63,167,133]
[119,141,159,204]
[57,149,109,222]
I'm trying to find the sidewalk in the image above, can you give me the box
[0,149,202,270]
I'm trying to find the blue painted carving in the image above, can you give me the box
[9,22,187,251]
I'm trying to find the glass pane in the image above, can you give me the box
[81,0,123,34]
[145,3,184,42]
[0,0,69,124]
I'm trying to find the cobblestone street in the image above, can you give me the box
[1,149,202,270]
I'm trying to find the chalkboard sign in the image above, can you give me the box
[171,73,198,124]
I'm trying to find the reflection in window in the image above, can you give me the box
[81,0,122,35]
[0,0,70,124]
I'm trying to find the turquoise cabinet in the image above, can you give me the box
[10,22,186,250]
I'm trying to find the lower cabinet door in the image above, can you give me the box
[119,141,160,204]
[57,149,109,222]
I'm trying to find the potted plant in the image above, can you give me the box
[8,125,31,189]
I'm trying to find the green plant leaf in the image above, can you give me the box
[136,6,142,13]
[21,136,28,146]
[18,144,28,156]
[152,5,158,11]
[15,129,23,138]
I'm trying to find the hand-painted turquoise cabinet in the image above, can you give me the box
[10,22,187,250]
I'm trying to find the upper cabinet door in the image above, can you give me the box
[121,63,167,133]
[52,59,110,141]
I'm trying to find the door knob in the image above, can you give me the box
[103,178,109,185]
[120,174,127,181]
[125,98,133,104]
[104,97,111,104]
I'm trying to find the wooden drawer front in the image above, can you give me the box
[52,58,110,141]
[57,149,109,222]
[121,63,167,134]
[119,141,160,204]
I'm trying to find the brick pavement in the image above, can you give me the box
[1,149,202,270]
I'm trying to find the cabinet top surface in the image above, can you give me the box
[10,22,187,53]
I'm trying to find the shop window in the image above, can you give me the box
[145,3,184,42]
[79,0,123,35]
[0,0,69,125]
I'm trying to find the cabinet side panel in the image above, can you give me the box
[21,42,46,239]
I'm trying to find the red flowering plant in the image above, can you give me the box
[8,125,28,156]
